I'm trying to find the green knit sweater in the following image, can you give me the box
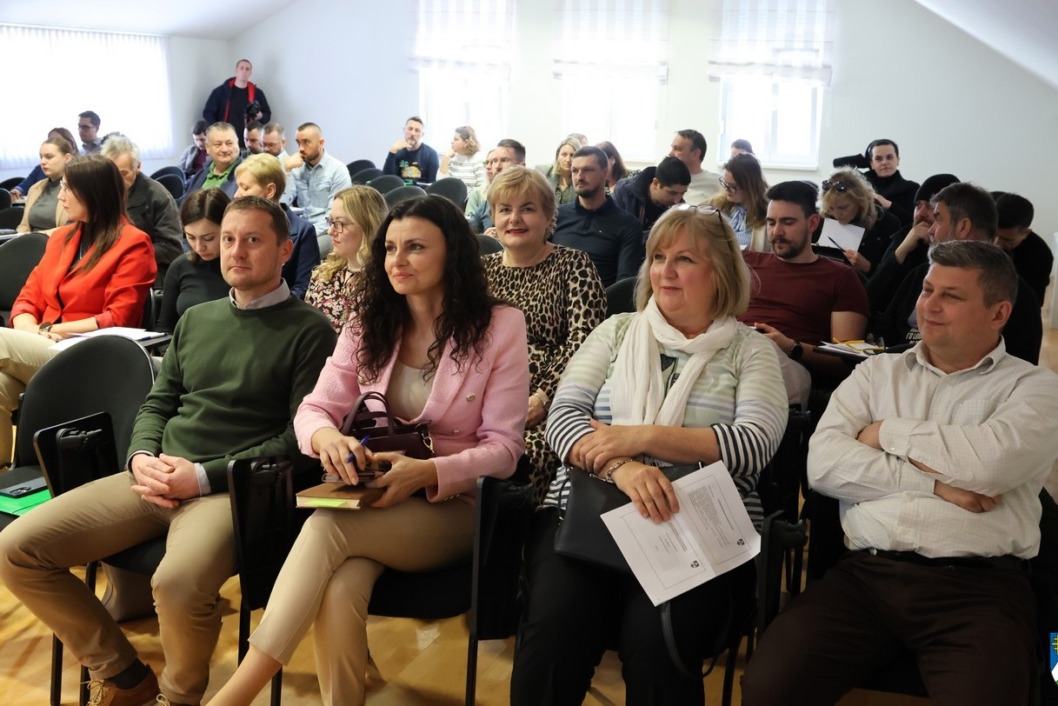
[128,296,337,491]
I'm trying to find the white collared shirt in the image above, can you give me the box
[808,339,1058,559]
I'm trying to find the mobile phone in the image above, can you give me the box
[0,476,47,498]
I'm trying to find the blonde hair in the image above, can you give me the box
[486,166,558,235]
[316,186,388,281]
[234,153,285,198]
[633,206,750,317]
[820,167,877,229]
[454,126,480,157]
[551,138,581,177]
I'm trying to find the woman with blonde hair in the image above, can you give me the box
[511,204,787,705]
[16,136,77,234]
[819,167,900,276]
[483,165,606,501]
[233,153,320,298]
[540,138,580,205]
[710,152,770,251]
[305,186,388,331]
[439,125,486,190]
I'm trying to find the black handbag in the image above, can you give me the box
[553,463,702,573]
[553,462,734,680]
[342,391,434,459]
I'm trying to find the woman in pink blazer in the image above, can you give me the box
[210,195,529,706]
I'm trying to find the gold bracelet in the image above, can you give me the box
[601,458,632,483]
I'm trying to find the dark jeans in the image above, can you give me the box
[742,551,1037,706]
[510,508,753,706]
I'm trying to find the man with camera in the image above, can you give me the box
[203,59,272,150]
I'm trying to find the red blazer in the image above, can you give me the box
[11,221,158,329]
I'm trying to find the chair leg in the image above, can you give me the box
[270,669,282,706]
[465,634,478,706]
[79,665,90,706]
[238,602,250,662]
[50,635,63,706]
[722,640,738,706]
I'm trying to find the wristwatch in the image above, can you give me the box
[38,323,53,333]
[788,341,804,361]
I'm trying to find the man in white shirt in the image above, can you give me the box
[742,240,1058,705]
[668,128,720,205]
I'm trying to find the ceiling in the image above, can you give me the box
[910,0,1058,90]
[0,0,291,40]
[2,0,1058,91]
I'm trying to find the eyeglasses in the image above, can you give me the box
[325,216,352,233]
[820,180,850,193]
[719,178,740,193]
[673,203,725,228]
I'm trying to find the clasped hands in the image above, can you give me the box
[856,420,1001,513]
[130,453,201,509]
[569,419,679,524]
[315,430,437,509]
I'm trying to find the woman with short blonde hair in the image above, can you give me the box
[819,167,899,276]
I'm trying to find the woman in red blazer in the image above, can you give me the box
[0,155,157,466]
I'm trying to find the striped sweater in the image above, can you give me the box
[542,313,789,528]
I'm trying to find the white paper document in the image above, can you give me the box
[820,218,865,253]
[601,461,760,606]
[49,327,165,352]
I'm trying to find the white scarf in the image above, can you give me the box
[609,298,736,427]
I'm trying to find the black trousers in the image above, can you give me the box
[510,507,753,706]
[742,551,1037,706]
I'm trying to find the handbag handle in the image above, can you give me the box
[345,391,403,438]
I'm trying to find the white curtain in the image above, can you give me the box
[0,24,173,170]
[708,0,834,85]
[552,0,669,82]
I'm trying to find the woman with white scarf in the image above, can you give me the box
[511,205,788,706]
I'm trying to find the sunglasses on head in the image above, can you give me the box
[820,180,850,193]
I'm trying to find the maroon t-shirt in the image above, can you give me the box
[739,252,869,344]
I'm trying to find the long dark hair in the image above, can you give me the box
[351,195,500,382]
[63,155,128,274]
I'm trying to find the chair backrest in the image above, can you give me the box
[0,188,10,211]
[150,165,185,181]
[0,232,48,311]
[605,276,637,317]
[227,456,295,610]
[370,174,409,195]
[14,336,157,469]
[385,185,427,208]
[317,233,333,260]
[154,173,185,201]
[0,176,23,191]
[346,159,376,180]
[34,412,118,496]
[0,206,25,230]
[476,234,503,256]
[426,177,469,208]
[351,167,383,185]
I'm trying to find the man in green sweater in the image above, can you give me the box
[0,196,337,706]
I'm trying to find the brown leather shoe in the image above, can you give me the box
[86,670,159,706]
[154,696,198,706]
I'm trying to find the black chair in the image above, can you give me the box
[346,159,376,180]
[369,174,408,195]
[0,206,24,230]
[384,184,427,207]
[0,176,23,191]
[9,336,158,706]
[476,234,503,256]
[228,458,535,706]
[150,165,185,181]
[154,173,185,201]
[604,276,637,317]
[0,188,11,211]
[141,289,162,331]
[351,167,383,185]
[0,232,48,326]
[426,177,468,208]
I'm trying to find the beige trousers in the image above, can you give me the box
[249,497,475,706]
[0,472,236,704]
[0,328,59,462]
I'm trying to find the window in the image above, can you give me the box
[413,0,515,149]
[0,24,173,170]
[709,0,834,169]
[552,0,669,162]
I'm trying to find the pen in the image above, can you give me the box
[826,236,843,250]
[346,435,371,466]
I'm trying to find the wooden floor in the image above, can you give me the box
[3,294,1055,705]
